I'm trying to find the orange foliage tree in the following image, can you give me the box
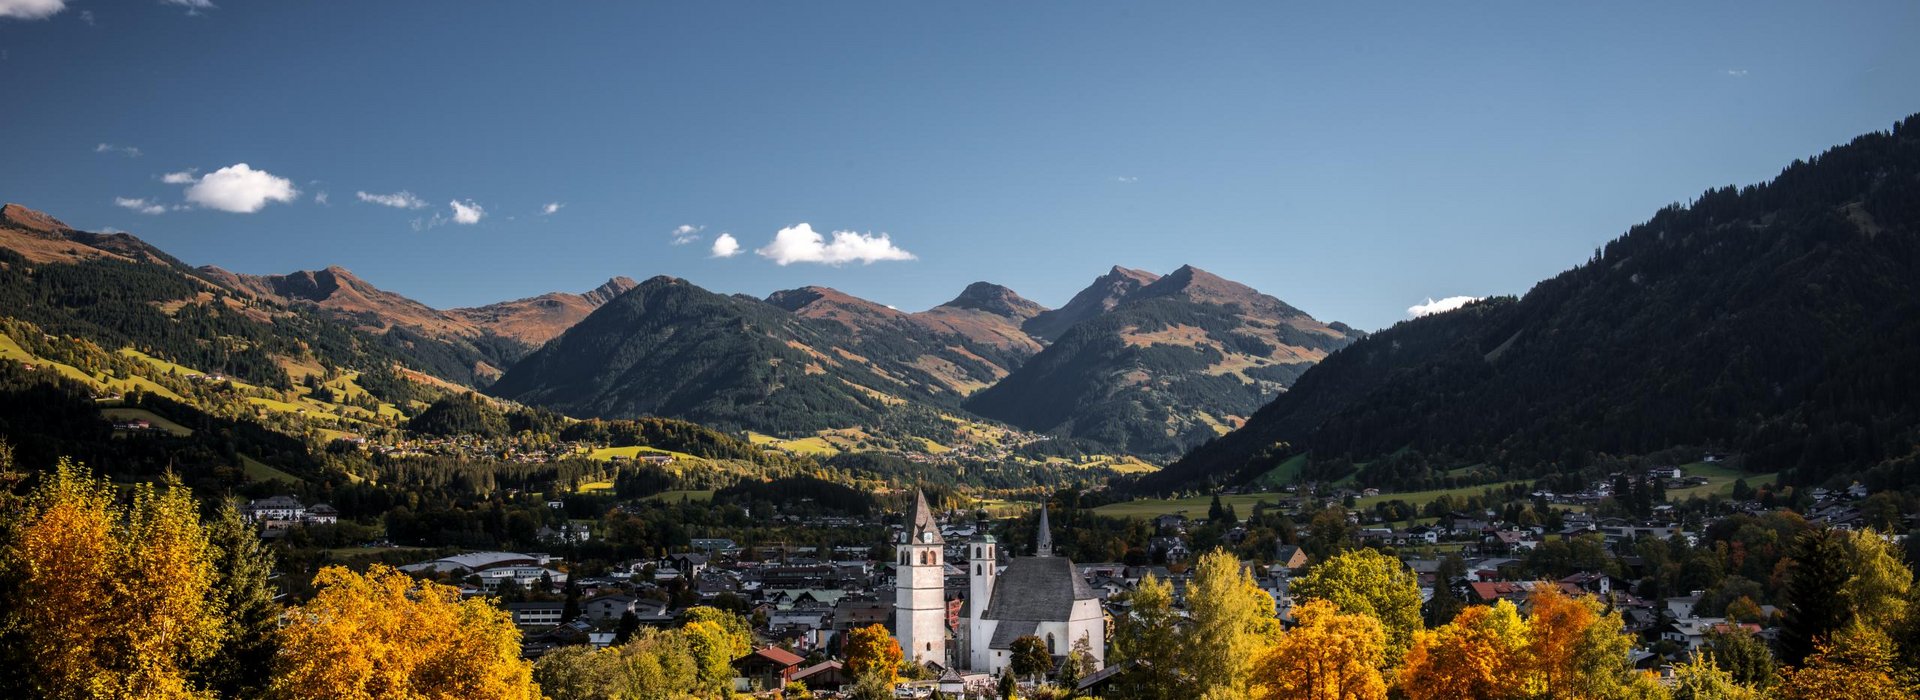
[844,623,904,684]
[1398,599,1533,700]
[269,565,538,700]
[1252,599,1388,700]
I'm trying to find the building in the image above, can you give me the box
[894,491,1106,676]
[731,646,805,693]
[505,601,565,627]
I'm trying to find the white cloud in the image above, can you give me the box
[670,224,704,245]
[161,0,214,14]
[710,233,741,258]
[160,169,197,184]
[114,197,167,215]
[1407,295,1482,318]
[449,199,485,224]
[77,8,89,24]
[355,190,428,209]
[178,163,297,213]
[755,223,917,266]
[313,191,329,205]
[1113,176,1139,183]
[1724,69,1749,77]
[541,202,564,215]
[0,0,66,20]
[94,142,140,157]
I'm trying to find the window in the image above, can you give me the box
[975,564,981,575]
[1047,633,1056,654]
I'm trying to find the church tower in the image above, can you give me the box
[967,526,998,670]
[896,490,947,666]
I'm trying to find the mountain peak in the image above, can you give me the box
[766,286,903,322]
[583,276,638,306]
[937,282,1046,319]
[1021,265,1162,341]
[1,203,72,235]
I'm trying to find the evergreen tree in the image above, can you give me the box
[612,610,640,645]
[199,502,281,699]
[1780,528,1852,666]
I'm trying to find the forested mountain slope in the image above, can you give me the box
[1147,114,1920,493]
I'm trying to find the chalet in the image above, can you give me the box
[731,646,805,693]
[792,660,851,692]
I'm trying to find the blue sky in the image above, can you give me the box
[2,2,1916,330]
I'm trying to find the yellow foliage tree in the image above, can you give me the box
[1773,624,1916,700]
[1399,600,1532,700]
[1187,548,1282,699]
[1252,599,1388,700]
[269,565,538,700]
[1527,583,1638,699]
[1,460,225,700]
[844,623,903,684]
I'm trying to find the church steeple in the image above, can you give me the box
[1035,503,1053,557]
[904,489,943,545]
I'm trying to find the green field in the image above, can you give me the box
[1669,461,1777,500]
[1353,481,1532,511]
[100,407,193,436]
[1250,454,1309,487]
[240,454,304,484]
[587,445,697,462]
[577,480,616,493]
[641,489,714,503]
[1092,492,1281,519]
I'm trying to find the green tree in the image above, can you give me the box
[1292,548,1423,664]
[1670,652,1763,700]
[198,502,281,699]
[1703,629,1775,689]
[1112,574,1182,700]
[1010,635,1053,682]
[532,646,620,700]
[1781,528,1853,666]
[1837,528,1912,632]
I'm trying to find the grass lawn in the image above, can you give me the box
[241,455,304,484]
[577,480,616,493]
[1092,492,1282,519]
[588,445,697,462]
[1251,453,1309,487]
[1353,481,1532,511]
[1669,461,1778,500]
[100,407,193,436]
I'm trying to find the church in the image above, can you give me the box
[894,491,1106,677]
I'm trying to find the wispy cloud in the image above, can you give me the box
[313,191,330,205]
[94,142,141,158]
[541,202,564,215]
[449,199,485,225]
[160,0,214,15]
[1724,69,1749,77]
[755,223,916,266]
[1408,295,1482,318]
[356,190,428,209]
[670,224,704,245]
[114,197,168,215]
[710,233,741,258]
[0,0,67,21]
[1113,176,1139,183]
[172,163,298,213]
[160,169,197,184]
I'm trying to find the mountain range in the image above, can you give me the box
[1145,113,1920,493]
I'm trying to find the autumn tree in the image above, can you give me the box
[1253,599,1387,700]
[1527,584,1640,699]
[1112,573,1183,700]
[1292,548,1423,664]
[1010,635,1053,682]
[532,646,621,700]
[681,606,754,694]
[1669,653,1763,700]
[844,623,903,685]
[1836,528,1912,632]
[0,460,226,699]
[1774,624,1915,700]
[269,565,538,700]
[1398,600,1532,700]
[1186,548,1282,699]
[609,627,700,698]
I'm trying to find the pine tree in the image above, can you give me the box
[1780,528,1853,666]
[199,502,281,699]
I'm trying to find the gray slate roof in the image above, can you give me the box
[988,619,1040,650]
[983,556,1098,623]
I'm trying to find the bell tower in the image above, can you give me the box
[967,528,998,670]
[895,490,947,666]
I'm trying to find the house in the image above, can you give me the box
[242,496,307,522]
[1273,544,1310,572]
[505,601,565,627]
[792,660,851,692]
[1666,593,1703,620]
[731,646,805,693]
[583,594,638,623]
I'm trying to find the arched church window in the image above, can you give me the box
[1047,633,1057,654]
[975,564,981,575]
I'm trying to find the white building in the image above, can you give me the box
[895,492,1105,677]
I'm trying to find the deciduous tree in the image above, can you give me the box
[844,624,902,685]
[1774,624,1914,700]
[1253,599,1387,700]
[1398,600,1532,700]
[1186,548,1281,699]
[269,565,537,700]
[1292,548,1423,664]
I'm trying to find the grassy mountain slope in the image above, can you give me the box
[966,264,1358,457]
[1148,114,1920,493]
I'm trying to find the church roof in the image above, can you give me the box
[983,556,1099,623]
[904,490,943,545]
[1035,506,1054,557]
[988,620,1040,650]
